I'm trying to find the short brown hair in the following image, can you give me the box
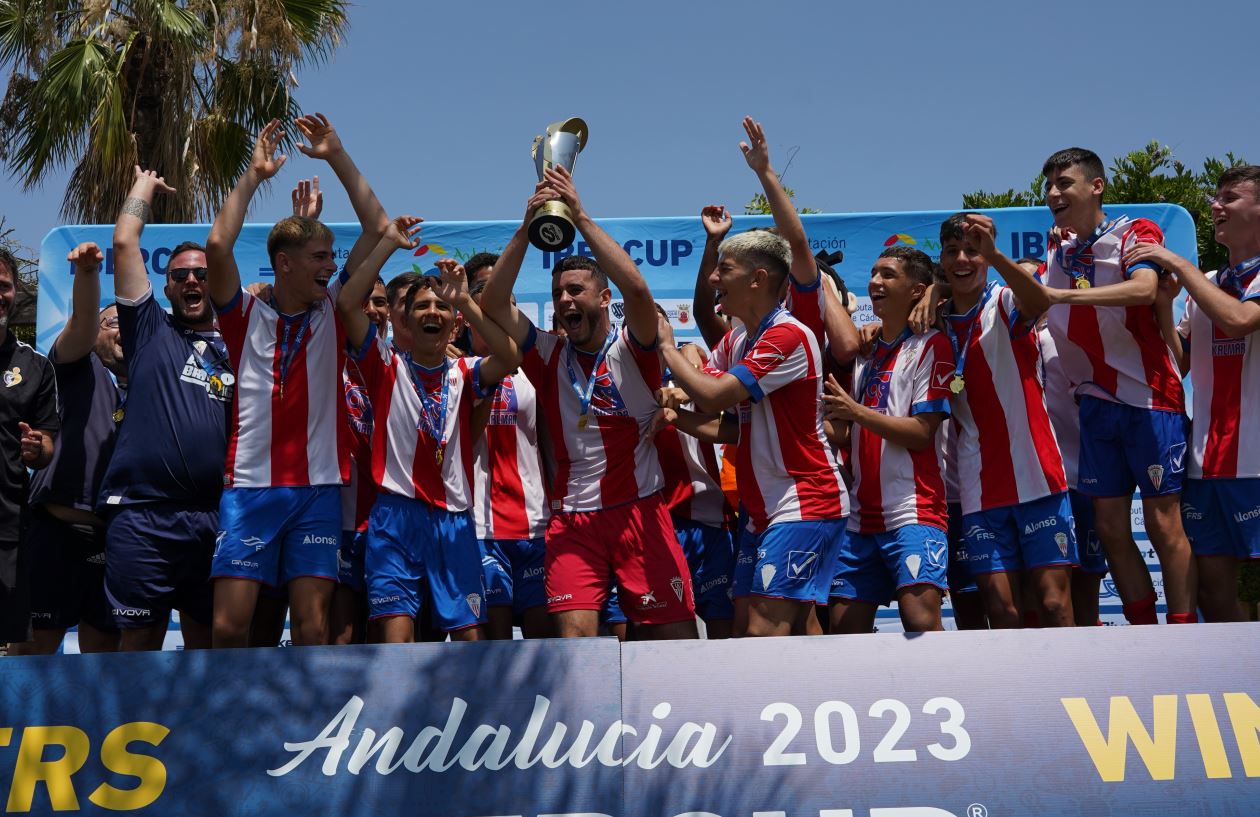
[266,216,334,268]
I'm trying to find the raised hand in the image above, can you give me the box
[656,308,677,348]
[291,177,323,218]
[67,242,104,273]
[132,165,176,195]
[294,113,344,161]
[701,205,732,240]
[525,181,559,224]
[383,215,424,250]
[962,214,1000,259]
[857,321,882,356]
[542,165,584,218]
[250,119,287,181]
[431,258,469,307]
[739,116,771,174]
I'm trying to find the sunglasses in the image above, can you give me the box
[169,267,209,282]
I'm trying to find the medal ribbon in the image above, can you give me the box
[1056,216,1119,287]
[944,281,996,390]
[404,354,451,451]
[273,304,315,398]
[1219,253,1260,297]
[182,329,231,389]
[859,327,912,405]
[565,329,617,426]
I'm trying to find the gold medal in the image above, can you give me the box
[112,408,125,423]
[435,448,444,467]
[1075,277,1091,290]
[577,413,589,431]
[950,375,965,395]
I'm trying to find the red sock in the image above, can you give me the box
[1166,611,1199,624]
[1123,592,1159,625]
[1023,610,1042,628]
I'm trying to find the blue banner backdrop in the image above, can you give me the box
[2,625,1257,815]
[36,204,1197,353]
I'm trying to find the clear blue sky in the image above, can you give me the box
[3,0,1258,252]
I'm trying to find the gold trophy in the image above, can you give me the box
[528,117,589,251]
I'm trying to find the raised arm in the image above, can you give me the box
[740,117,816,287]
[1127,243,1260,339]
[545,165,658,346]
[821,273,859,364]
[291,176,323,218]
[206,119,287,308]
[432,258,520,386]
[964,214,1051,320]
[112,167,176,301]
[53,243,105,363]
[295,113,390,272]
[482,186,555,347]
[337,216,423,350]
[694,204,732,348]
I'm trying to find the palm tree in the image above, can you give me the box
[0,0,348,224]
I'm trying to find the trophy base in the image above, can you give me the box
[528,202,577,251]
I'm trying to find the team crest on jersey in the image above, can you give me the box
[863,369,893,411]
[1055,532,1070,558]
[180,354,233,402]
[1147,464,1165,491]
[669,575,685,602]
[3,367,21,388]
[466,593,482,619]
[588,366,630,418]
[488,377,519,426]
[344,382,373,435]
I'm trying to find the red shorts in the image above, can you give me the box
[544,493,695,625]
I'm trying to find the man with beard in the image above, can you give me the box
[101,167,230,650]
[12,242,124,654]
[483,168,698,639]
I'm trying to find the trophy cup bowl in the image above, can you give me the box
[528,117,589,251]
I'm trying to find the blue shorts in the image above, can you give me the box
[831,524,948,606]
[962,492,1078,574]
[945,503,978,594]
[1077,396,1187,498]
[337,529,367,592]
[25,508,115,632]
[674,518,735,620]
[602,584,626,625]
[213,486,341,586]
[105,501,217,629]
[1183,478,1260,560]
[736,518,847,604]
[1070,489,1107,574]
[731,524,758,600]
[365,494,486,631]
[481,537,547,614]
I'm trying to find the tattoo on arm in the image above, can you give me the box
[120,197,151,222]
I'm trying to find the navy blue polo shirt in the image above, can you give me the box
[28,349,121,511]
[0,331,59,540]
[97,287,231,509]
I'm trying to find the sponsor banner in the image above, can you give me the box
[35,204,1196,352]
[621,625,1260,816]
[9,626,1260,815]
[0,639,623,816]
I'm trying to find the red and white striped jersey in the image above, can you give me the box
[1043,215,1184,412]
[471,370,550,540]
[216,284,349,488]
[945,283,1067,515]
[355,335,482,511]
[709,308,846,534]
[1177,265,1260,478]
[1039,326,1083,489]
[521,325,664,512]
[656,410,727,528]
[941,418,961,506]
[340,360,378,532]
[848,330,953,534]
